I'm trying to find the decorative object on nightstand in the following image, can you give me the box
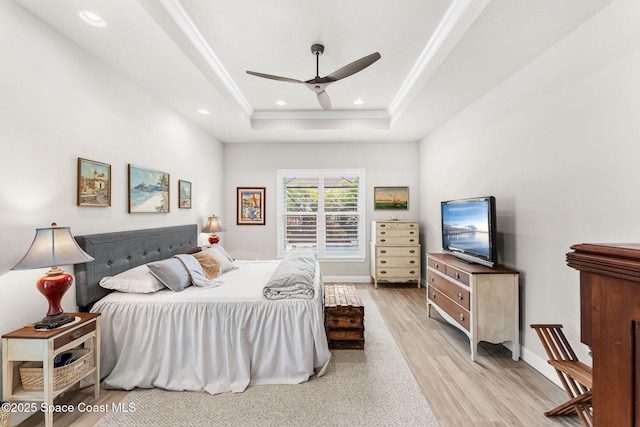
[12,223,94,330]
[202,215,226,244]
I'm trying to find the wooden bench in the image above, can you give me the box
[324,285,365,350]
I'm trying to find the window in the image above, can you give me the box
[277,169,365,261]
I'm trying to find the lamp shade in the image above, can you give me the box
[202,215,226,234]
[12,225,94,270]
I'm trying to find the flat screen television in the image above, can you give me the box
[441,196,497,268]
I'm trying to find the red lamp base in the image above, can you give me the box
[208,234,220,244]
[34,271,74,330]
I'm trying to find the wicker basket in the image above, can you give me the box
[20,349,92,392]
[0,403,9,427]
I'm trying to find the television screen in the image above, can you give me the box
[441,196,497,267]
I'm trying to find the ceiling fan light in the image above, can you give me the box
[78,10,106,27]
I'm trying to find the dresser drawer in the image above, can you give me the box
[427,256,446,272]
[376,267,420,279]
[376,222,418,231]
[377,228,419,238]
[376,246,419,257]
[428,272,470,311]
[445,265,470,286]
[375,236,419,245]
[428,287,471,332]
[377,256,420,268]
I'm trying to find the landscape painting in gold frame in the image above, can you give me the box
[374,186,409,210]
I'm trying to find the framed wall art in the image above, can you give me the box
[77,157,111,207]
[128,164,170,213]
[237,187,265,225]
[178,180,192,209]
[374,186,409,210]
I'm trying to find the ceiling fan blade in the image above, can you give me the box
[246,70,302,84]
[317,90,331,110]
[325,52,381,81]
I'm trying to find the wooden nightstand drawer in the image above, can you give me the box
[54,321,96,350]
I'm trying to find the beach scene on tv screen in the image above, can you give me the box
[442,201,490,257]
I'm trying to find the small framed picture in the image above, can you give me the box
[237,187,265,225]
[77,158,111,207]
[178,180,192,209]
[128,164,170,213]
[374,186,409,210]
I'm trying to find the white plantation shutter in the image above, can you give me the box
[277,169,365,260]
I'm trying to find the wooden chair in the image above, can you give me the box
[530,324,593,427]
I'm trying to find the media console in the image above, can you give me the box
[426,253,520,361]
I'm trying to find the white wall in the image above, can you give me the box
[223,141,420,279]
[0,0,224,393]
[419,0,640,377]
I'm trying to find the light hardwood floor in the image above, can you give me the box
[17,283,580,427]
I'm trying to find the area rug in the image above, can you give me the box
[95,290,439,426]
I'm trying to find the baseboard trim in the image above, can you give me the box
[324,275,372,283]
[520,345,563,389]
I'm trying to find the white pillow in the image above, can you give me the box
[99,264,165,293]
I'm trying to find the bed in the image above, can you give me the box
[73,224,331,395]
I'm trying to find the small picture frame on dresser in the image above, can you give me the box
[374,186,408,210]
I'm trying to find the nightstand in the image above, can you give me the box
[2,312,100,427]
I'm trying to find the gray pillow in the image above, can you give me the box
[147,258,191,292]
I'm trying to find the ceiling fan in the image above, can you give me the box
[246,44,381,110]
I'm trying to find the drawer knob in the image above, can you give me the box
[381,271,387,274]
[380,250,387,254]
[431,292,436,298]
[381,231,386,235]
[459,313,465,321]
[409,239,415,242]
[457,292,463,300]
[409,224,415,228]
[409,260,415,264]
[333,318,339,324]
[409,231,415,235]
[410,271,416,274]
[380,239,386,243]
[349,317,356,324]
[430,276,434,282]
[409,250,415,254]
[380,224,386,228]
[435,263,439,269]
[381,260,387,264]
[455,272,460,279]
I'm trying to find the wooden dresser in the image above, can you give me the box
[426,253,519,361]
[370,220,420,288]
[566,243,640,426]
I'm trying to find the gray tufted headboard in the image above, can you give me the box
[74,224,198,311]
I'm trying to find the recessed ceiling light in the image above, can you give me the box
[78,10,106,27]
[276,100,287,106]
[353,99,364,106]
[197,109,210,115]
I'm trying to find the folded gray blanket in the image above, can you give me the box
[263,251,316,299]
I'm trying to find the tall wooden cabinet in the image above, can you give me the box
[426,253,519,361]
[370,220,420,288]
[566,243,640,426]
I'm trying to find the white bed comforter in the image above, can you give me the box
[91,260,331,395]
